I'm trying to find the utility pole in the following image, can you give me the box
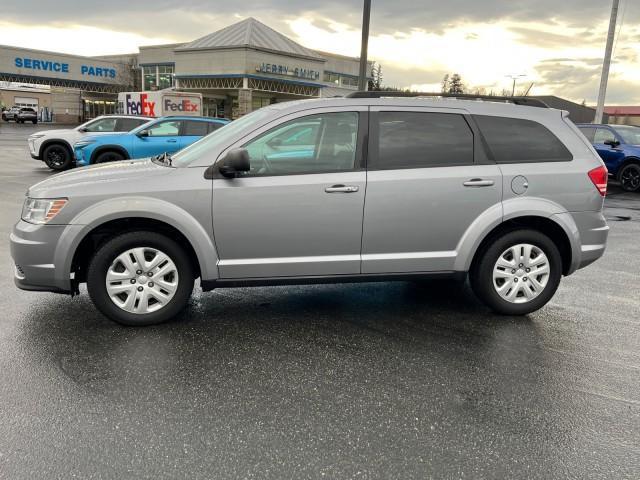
[595,0,620,124]
[507,74,526,96]
[358,0,372,91]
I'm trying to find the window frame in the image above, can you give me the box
[472,114,574,164]
[367,106,489,171]
[212,106,368,179]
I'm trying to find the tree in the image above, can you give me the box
[441,74,449,93]
[368,62,383,91]
[448,73,464,94]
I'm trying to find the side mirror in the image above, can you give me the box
[604,139,620,148]
[267,137,284,147]
[137,129,150,138]
[218,148,250,178]
[79,127,89,132]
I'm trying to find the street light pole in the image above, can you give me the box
[358,0,372,91]
[507,74,526,96]
[595,0,620,124]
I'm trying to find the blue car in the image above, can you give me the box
[74,116,229,167]
[577,123,640,192]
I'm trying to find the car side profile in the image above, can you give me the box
[73,116,229,166]
[11,95,609,326]
[2,106,21,121]
[29,115,153,170]
[576,123,640,192]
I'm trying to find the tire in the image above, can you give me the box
[87,231,195,326]
[94,150,125,164]
[42,144,72,170]
[618,163,640,192]
[32,119,37,124]
[470,229,562,315]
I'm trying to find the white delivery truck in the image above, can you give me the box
[117,91,203,117]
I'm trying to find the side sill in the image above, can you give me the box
[201,271,466,291]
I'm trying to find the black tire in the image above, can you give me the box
[470,229,562,315]
[32,119,37,124]
[618,163,640,192]
[94,150,125,164]
[43,144,72,170]
[87,231,195,326]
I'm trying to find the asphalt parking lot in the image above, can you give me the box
[0,122,639,479]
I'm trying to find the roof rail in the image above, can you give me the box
[344,91,549,108]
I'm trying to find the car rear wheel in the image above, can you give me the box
[43,144,72,170]
[470,229,562,315]
[94,151,125,164]
[618,163,640,192]
[87,231,195,326]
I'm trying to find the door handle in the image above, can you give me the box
[167,139,178,143]
[463,178,495,187]
[325,184,359,193]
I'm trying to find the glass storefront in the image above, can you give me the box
[143,64,175,91]
[83,99,116,120]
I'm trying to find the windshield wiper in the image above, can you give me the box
[153,152,173,166]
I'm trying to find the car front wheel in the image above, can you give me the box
[87,231,195,326]
[94,151,125,164]
[618,163,640,192]
[470,229,562,315]
[43,144,72,170]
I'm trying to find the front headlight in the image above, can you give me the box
[28,134,45,140]
[21,198,68,224]
[74,140,96,149]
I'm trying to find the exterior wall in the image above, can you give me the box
[0,88,51,110]
[175,48,248,76]
[608,115,640,127]
[0,44,130,86]
[138,44,183,66]
[51,87,82,124]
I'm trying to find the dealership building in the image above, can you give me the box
[0,17,369,122]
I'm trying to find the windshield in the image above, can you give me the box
[171,109,274,167]
[612,125,640,145]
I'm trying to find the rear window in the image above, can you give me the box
[183,120,210,136]
[373,111,474,169]
[475,115,573,163]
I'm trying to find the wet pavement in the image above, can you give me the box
[0,123,638,479]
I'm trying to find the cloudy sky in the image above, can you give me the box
[1,0,638,104]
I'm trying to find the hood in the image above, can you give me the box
[30,128,76,137]
[28,159,173,198]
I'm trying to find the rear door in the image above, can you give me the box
[361,107,502,273]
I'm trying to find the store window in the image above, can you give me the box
[158,65,175,90]
[143,66,157,91]
[323,72,340,84]
[341,76,359,87]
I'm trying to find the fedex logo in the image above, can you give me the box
[164,98,199,113]
[125,93,156,116]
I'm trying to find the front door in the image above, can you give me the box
[132,119,183,158]
[361,107,502,273]
[593,127,626,170]
[212,109,367,279]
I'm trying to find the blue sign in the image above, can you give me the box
[256,63,320,81]
[14,57,116,79]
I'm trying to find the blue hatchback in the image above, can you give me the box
[577,123,640,192]
[74,116,229,167]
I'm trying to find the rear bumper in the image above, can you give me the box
[9,220,80,294]
[557,210,609,273]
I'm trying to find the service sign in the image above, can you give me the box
[256,63,320,81]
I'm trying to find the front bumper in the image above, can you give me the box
[74,148,89,166]
[10,220,82,294]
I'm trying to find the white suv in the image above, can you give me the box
[28,115,152,170]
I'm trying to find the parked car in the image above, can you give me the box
[73,116,229,167]
[2,106,21,121]
[577,123,640,192]
[29,115,153,171]
[11,96,608,326]
[16,107,38,124]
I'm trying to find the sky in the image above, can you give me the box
[1,0,639,105]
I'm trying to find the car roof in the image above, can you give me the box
[158,116,228,122]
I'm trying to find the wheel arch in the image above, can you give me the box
[90,145,130,164]
[617,156,640,178]
[39,139,73,158]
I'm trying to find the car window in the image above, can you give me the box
[146,120,181,137]
[372,112,473,169]
[242,112,358,176]
[474,115,573,163]
[612,125,640,145]
[117,118,148,132]
[84,118,118,132]
[594,128,617,144]
[578,127,596,142]
[183,120,209,136]
[207,122,224,134]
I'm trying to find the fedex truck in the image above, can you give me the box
[117,91,203,117]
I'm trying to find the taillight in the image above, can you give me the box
[588,166,608,196]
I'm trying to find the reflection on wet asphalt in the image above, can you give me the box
[1,124,638,479]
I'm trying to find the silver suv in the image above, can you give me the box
[10,95,609,326]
